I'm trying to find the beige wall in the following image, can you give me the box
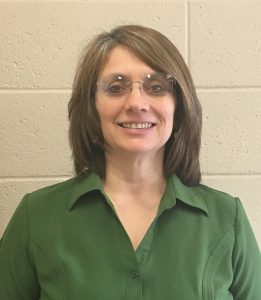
[0,1,260,247]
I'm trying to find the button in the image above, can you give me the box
[130,270,139,278]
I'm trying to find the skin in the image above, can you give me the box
[96,46,175,168]
[95,46,176,249]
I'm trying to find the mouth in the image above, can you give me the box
[118,122,155,129]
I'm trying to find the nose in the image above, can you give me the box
[124,81,149,112]
[131,81,143,94]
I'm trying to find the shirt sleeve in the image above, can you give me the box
[0,194,40,300]
[230,197,261,299]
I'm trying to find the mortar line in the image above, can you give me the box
[0,176,72,183]
[196,85,261,91]
[185,1,190,68]
[196,86,261,92]
[202,173,261,178]
[0,89,72,94]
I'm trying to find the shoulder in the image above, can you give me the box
[193,183,238,223]
[30,176,77,197]
[22,171,102,214]
[172,174,238,220]
[23,176,79,212]
[12,176,84,235]
[195,183,237,206]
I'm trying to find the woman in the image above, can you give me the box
[0,25,260,299]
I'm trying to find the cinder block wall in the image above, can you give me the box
[0,1,260,247]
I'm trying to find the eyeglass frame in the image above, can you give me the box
[96,72,177,98]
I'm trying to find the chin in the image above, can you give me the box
[118,143,164,156]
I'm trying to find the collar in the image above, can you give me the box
[68,172,208,216]
[68,172,104,210]
[164,174,208,215]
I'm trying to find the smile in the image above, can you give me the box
[120,123,154,129]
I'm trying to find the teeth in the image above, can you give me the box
[121,123,153,129]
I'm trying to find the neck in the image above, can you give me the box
[103,150,166,200]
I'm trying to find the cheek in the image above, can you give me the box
[162,104,175,136]
[96,98,120,122]
[163,101,175,123]
[166,113,175,132]
[95,101,110,127]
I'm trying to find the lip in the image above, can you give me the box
[118,122,155,129]
[117,121,156,126]
[116,122,156,136]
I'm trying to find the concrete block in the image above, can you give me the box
[190,1,261,87]
[0,92,73,176]
[199,90,261,174]
[0,1,185,89]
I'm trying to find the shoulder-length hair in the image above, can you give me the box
[68,25,202,186]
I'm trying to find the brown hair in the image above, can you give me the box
[68,25,202,186]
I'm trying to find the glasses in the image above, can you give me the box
[96,73,177,98]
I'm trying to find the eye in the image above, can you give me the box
[145,80,169,96]
[100,76,130,97]
[106,83,128,95]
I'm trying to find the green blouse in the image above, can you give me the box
[0,172,260,300]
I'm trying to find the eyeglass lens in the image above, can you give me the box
[97,73,176,98]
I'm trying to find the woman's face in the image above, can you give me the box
[95,46,175,158]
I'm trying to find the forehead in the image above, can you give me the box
[98,45,155,79]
